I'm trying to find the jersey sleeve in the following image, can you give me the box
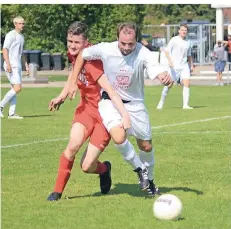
[144,48,168,80]
[86,60,104,82]
[82,43,105,61]
[3,32,14,49]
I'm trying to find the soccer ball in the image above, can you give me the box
[153,194,183,220]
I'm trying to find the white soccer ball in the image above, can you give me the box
[153,194,183,220]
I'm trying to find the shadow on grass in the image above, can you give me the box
[23,114,52,118]
[65,183,203,200]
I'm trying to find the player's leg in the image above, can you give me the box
[182,65,193,109]
[157,67,178,110]
[0,68,22,118]
[157,82,174,109]
[129,102,160,196]
[80,121,112,194]
[47,122,89,201]
[47,109,94,201]
[98,99,149,190]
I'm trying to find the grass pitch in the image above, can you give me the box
[1,85,231,229]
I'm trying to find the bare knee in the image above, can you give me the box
[81,161,95,173]
[12,85,22,93]
[64,143,81,160]
[110,127,126,145]
[137,140,153,152]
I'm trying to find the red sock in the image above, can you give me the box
[93,161,107,174]
[54,153,75,193]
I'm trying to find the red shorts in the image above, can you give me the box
[72,106,111,151]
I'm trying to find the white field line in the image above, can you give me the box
[152,116,231,129]
[1,138,68,149]
[1,116,231,149]
[153,131,231,134]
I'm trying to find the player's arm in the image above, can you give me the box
[188,56,194,72]
[145,49,172,86]
[98,74,131,130]
[165,38,174,68]
[165,50,174,68]
[49,70,78,111]
[3,33,14,73]
[82,43,104,61]
[66,50,85,100]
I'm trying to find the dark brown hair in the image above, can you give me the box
[117,22,139,41]
[67,21,88,39]
[179,24,188,30]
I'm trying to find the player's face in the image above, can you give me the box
[67,33,88,56]
[178,26,188,38]
[118,29,136,56]
[14,20,25,32]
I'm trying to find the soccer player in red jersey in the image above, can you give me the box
[47,21,130,201]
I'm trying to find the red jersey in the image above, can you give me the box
[67,46,103,117]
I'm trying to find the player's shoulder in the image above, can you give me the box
[5,30,16,37]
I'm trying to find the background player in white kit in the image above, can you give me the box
[157,24,194,110]
[0,16,29,119]
[70,22,172,196]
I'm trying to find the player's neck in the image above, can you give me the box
[178,35,186,40]
[14,29,22,34]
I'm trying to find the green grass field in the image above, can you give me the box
[1,85,231,229]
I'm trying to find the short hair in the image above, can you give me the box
[13,16,24,24]
[117,22,139,41]
[179,24,188,30]
[67,21,88,39]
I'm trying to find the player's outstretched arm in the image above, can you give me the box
[165,50,174,68]
[67,50,85,100]
[98,74,131,130]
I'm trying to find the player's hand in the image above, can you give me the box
[49,97,65,111]
[190,64,195,73]
[157,71,172,86]
[6,63,12,73]
[68,84,78,100]
[119,114,131,131]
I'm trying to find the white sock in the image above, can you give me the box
[139,150,155,180]
[9,95,17,116]
[0,88,17,108]
[115,139,145,170]
[159,86,169,104]
[183,86,190,107]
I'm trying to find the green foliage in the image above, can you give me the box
[1,4,146,53]
[144,4,215,25]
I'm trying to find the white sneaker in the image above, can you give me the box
[8,114,23,119]
[219,82,224,86]
[183,105,194,109]
[0,107,4,118]
[157,102,164,110]
[215,82,220,86]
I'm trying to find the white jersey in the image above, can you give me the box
[82,41,165,102]
[3,30,24,69]
[165,36,191,69]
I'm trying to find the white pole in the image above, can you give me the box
[216,8,224,41]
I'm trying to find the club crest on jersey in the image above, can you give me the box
[78,68,89,86]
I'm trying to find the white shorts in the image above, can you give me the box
[4,66,22,84]
[169,64,190,81]
[98,99,152,141]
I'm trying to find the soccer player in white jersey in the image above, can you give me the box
[0,16,29,119]
[157,24,194,110]
[69,22,172,196]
